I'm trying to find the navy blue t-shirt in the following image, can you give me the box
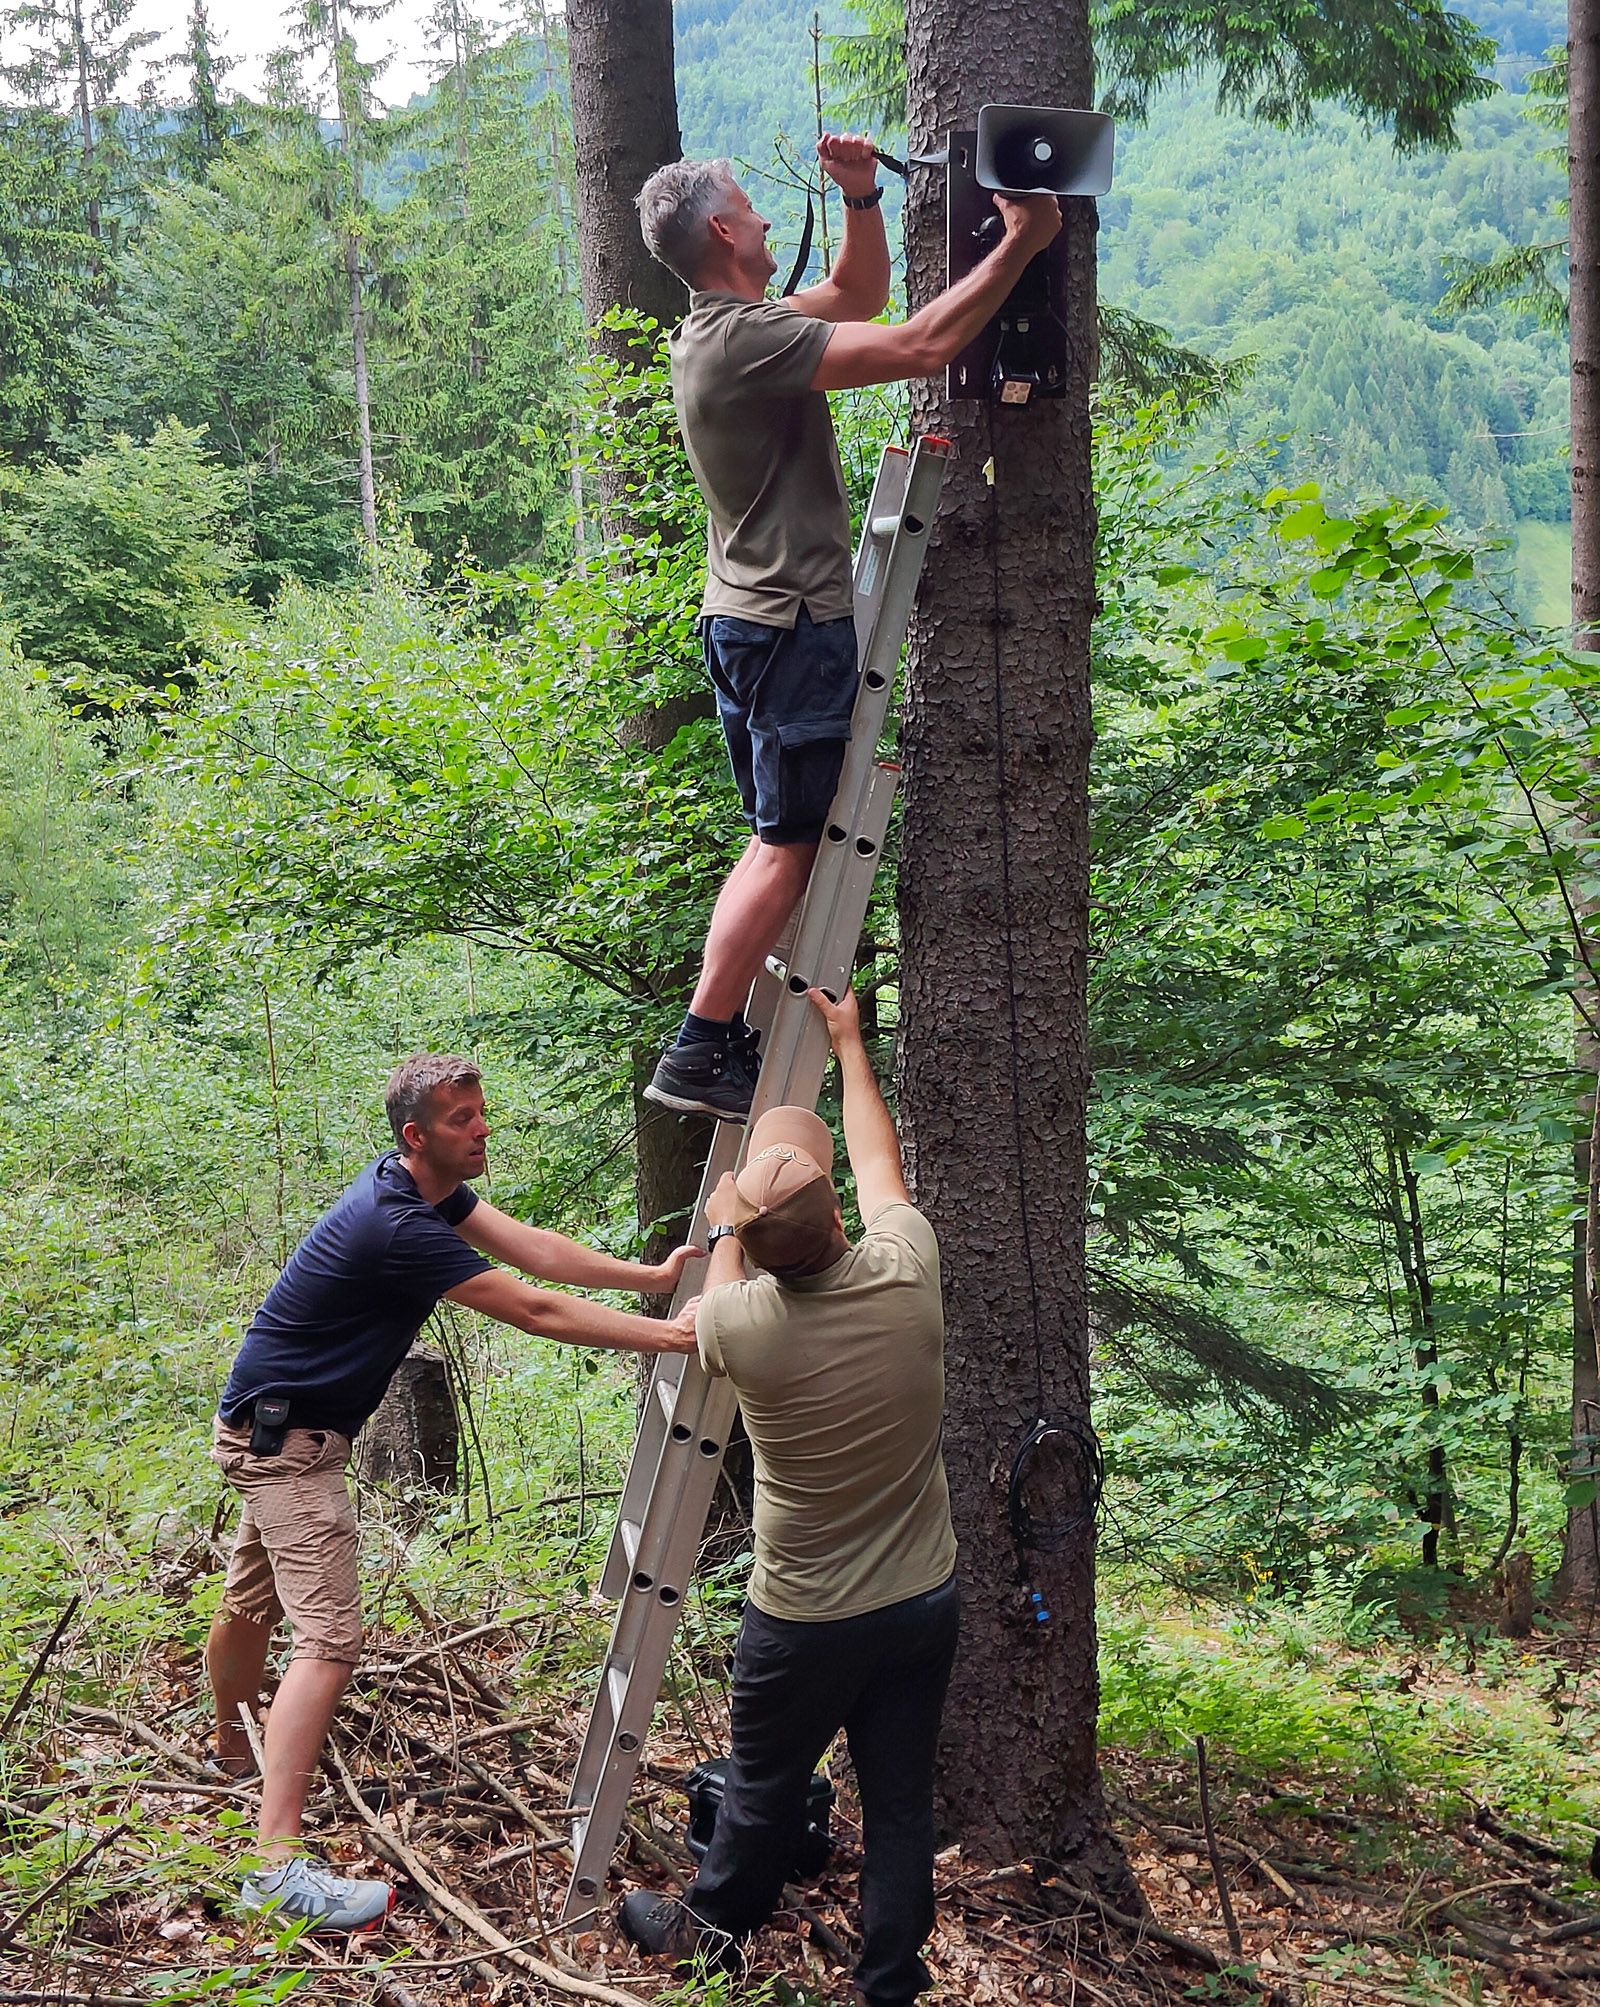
[219,1153,493,1438]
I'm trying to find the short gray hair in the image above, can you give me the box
[636,157,737,286]
[386,1053,481,1145]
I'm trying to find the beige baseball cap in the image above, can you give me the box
[731,1106,841,1274]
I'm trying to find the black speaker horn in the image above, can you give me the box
[975,103,1114,198]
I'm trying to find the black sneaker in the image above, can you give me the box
[618,1889,701,1957]
[617,1889,736,1967]
[644,1036,758,1123]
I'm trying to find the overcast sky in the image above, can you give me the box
[125,0,527,111]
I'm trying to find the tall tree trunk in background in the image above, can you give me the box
[328,6,377,549]
[344,230,378,546]
[566,0,684,381]
[69,0,99,241]
[897,0,1132,1893]
[1560,0,1600,1602]
[564,0,704,1277]
[1387,1131,1451,1569]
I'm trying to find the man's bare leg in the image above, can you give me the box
[689,838,817,1022]
[257,1657,355,1860]
[206,1609,274,1779]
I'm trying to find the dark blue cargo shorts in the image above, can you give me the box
[701,606,858,845]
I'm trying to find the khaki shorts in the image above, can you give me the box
[212,1419,362,1664]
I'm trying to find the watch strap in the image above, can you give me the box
[843,185,884,211]
[707,1223,739,1246]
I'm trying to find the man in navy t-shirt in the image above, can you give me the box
[206,1051,701,1933]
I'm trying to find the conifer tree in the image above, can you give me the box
[0,0,156,253]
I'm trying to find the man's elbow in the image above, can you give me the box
[512,1286,575,1342]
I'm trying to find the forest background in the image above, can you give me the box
[6,0,1600,1998]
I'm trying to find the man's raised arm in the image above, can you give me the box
[806,986,910,1222]
[786,132,891,324]
[808,192,1060,391]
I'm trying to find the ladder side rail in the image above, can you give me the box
[751,767,898,1096]
[851,445,911,657]
[598,949,790,1590]
[561,792,899,1919]
[564,439,947,1921]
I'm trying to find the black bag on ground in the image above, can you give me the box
[683,1757,834,1878]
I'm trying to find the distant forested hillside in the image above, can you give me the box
[675,0,1572,603]
[1097,77,1569,528]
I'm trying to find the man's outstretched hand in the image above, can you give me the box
[807,984,863,1054]
[817,131,880,200]
[647,1241,705,1293]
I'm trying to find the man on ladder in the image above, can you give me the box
[619,986,958,2007]
[634,140,1060,1122]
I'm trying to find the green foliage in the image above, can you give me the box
[0,0,158,255]
[380,33,579,572]
[0,417,245,698]
[1097,78,1570,542]
[831,0,1498,150]
[87,152,361,595]
[0,105,98,458]
[1089,403,1575,1588]
[0,644,124,986]
[1097,0,1497,154]
[1099,1604,1599,1841]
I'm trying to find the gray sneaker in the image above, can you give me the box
[241,1855,394,1932]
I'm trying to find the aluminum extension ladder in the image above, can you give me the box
[560,432,951,1923]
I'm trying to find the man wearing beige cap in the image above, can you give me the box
[619,987,958,2006]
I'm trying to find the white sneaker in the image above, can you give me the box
[241,1855,394,1932]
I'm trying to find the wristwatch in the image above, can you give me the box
[707,1223,739,1246]
[843,185,884,210]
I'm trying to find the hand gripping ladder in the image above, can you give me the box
[560,433,951,1923]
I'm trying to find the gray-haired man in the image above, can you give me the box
[205,1053,701,1932]
[635,142,1060,1123]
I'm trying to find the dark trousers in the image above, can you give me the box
[686,1575,960,2005]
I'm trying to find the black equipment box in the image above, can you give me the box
[683,1757,834,1878]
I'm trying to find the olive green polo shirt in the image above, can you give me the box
[696,1202,958,1622]
[669,290,855,628]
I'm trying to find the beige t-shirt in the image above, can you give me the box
[669,291,855,628]
[696,1202,957,1622]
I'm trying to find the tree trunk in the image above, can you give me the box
[70,0,100,243]
[1392,1134,1450,1569]
[345,229,378,547]
[565,0,684,383]
[1556,1105,1600,1595]
[565,0,706,1300]
[897,0,1131,1894]
[1561,0,1600,1601]
[358,1350,459,1528]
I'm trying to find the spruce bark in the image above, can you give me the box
[564,0,703,1277]
[565,0,684,377]
[897,0,1132,1890]
[1561,0,1600,1601]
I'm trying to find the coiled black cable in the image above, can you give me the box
[1007,1415,1105,1624]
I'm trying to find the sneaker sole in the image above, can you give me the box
[642,1084,750,1124]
